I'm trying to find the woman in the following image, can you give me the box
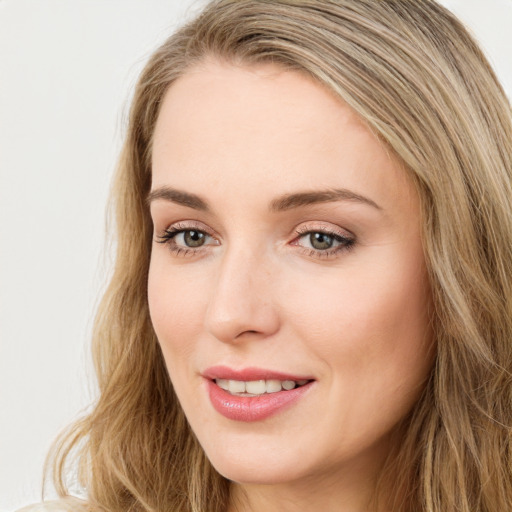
[20,0,512,511]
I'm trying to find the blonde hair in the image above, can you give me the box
[46,1,512,511]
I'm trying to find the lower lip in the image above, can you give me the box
[206,379,314,422]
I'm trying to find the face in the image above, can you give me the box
[148,59,433,495]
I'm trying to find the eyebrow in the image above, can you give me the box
[269,188,381,212]
[147,186,381,212]
[147,186,209,211]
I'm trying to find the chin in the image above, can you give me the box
[199,434,318,486]
[212,459,300,486]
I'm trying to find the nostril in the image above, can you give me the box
[234,329,263,340]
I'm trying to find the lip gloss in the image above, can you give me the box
[206,380,313,422]
[203,366,314,422]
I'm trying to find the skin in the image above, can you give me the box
[148,58,434,512]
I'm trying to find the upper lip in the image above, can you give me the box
[202,365,314,382]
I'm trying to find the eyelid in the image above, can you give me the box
[155,219,356,260]
[157,220,218,238]
[155,220,220,257]
[290,222,356,258]
[293,221,354,239]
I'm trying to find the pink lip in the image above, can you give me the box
[202,365,313,382]
[203,366,315,422]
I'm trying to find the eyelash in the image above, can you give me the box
[155,222,356,259]
[156,222,216,258]
[292,225,356,259]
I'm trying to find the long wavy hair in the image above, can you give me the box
[45,1,512,511]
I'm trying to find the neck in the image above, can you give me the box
[226,450,393,512]
[228,482,377,512]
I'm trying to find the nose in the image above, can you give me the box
[204,247,280,344]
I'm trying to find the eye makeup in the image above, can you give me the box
[155,219,356,261]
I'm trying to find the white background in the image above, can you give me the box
[1,1,511,510]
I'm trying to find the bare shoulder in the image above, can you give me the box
[15,499,87,512]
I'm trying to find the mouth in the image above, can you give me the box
[203,366,315,422]
[214,378,312,396]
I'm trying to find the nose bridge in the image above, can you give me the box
[205,243,279,343]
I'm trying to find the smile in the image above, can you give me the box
[203,367,315,422]
[215,378,310,396]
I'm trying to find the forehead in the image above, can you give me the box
[151,58,416,213]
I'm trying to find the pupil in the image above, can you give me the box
[184,230,205,247]
[310,232,333,250]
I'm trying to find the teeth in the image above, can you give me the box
[228,380,246,394]
[245,380,266,394]
[216,379,229,391]
[266,379,282,393]
[215,378,309,396]
[282,380,296,390]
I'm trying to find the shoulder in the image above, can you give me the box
[15,500,85,512]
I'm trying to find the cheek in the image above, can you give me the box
[280,252,433,451]
[147,258,206,367]
[281,244,433,394]
[148,258,211,418]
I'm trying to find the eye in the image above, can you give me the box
[156,222,219,256]
[175,230,207,248]
[292,225,355,258]
[306,232,338,250]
